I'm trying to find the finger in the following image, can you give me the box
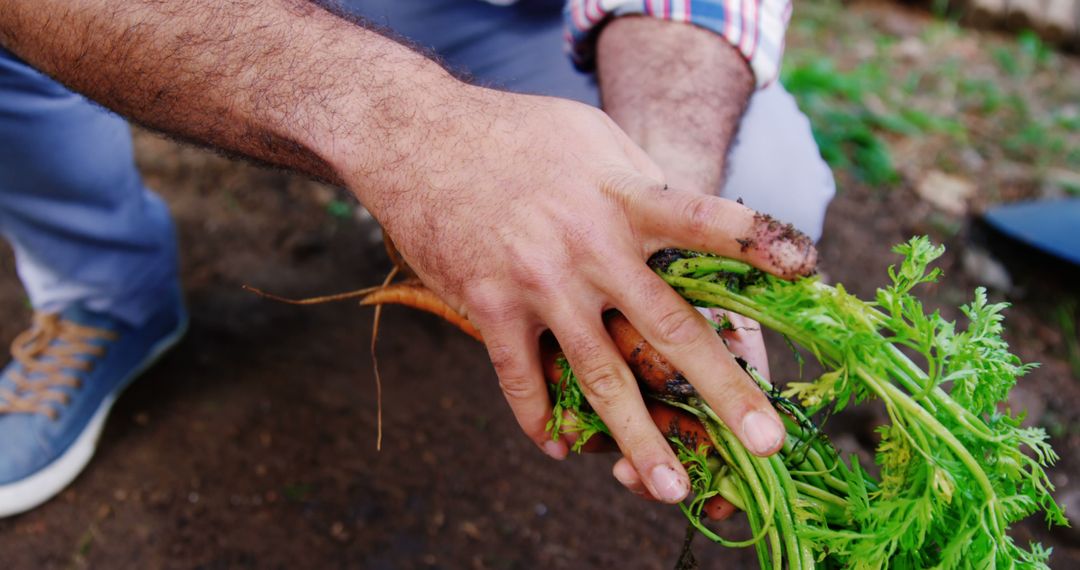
[619,454,735,517]
[548,311,690,504]
[619,456,736,516]
[627,185,817,279]
[612,457,659,501]
[605,266,785,457]
[538,333,617,453]
[706,308,770,379]
[469,300,567,460]
[622,453,738,516]
[704,496,738,521]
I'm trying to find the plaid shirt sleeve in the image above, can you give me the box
[563,0,792,88]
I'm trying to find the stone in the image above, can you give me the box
[1044,0,1079,34]
[915,170,977,216]
[962,246,1014,292]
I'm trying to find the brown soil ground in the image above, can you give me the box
[1,15,1078,570]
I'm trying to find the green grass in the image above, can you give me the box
[782,58,901,185]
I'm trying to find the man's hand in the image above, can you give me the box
[355,86,814,503]
[595,16,784,504]
[0,1,815,505]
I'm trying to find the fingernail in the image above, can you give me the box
[742,411,785,455]
[649,465,689,503]
[543,440,568,461]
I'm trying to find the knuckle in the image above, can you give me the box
[508,252,566,296]
[485,340,520,375]
[682,195,721,237]
[562,224,607,263]
[497,372,537,401]
[462,284,516,326]
[575,103,614,127]
[650,308,705,347]
[585,104,613,124]
[712,372,766,411]
[598,169,646,202]
[577,360,629,407]
[487,341,542,403]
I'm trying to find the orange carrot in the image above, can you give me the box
[362,285,701,400]
[603,312,698,399]
[352,280,730,516]
[359,282,482,341]
[647,400,712,453]
[361,283,713,453]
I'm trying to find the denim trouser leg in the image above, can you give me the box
[344,0,835,240]
[0,48,178,326]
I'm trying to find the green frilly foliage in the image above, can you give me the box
[550,237,1066,569]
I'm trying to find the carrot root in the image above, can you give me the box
[252,277,715,460]
[359,283,483,342]
[241,283,384,305]
[603,311,698,400]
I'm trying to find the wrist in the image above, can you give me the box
[314,55,469,192]
[597,17,753,195]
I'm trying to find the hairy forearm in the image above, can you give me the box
[597,17,754,195]
[0,0,458,188]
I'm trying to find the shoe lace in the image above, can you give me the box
[0,313,118,419]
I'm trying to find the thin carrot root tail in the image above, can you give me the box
[241,283,384,305]
[360,283,482,342]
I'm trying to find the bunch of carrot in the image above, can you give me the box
[343,237,1066,568]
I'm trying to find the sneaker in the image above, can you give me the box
[0,289,187,517]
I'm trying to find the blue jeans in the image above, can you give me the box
[0,1,833,324]
[0,48,179,326]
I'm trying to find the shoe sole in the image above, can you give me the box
[0,315,189,518]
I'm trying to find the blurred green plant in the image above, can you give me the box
[1056,300,1080,380]
[1017,30,1053,67]
[326,198,352,219]
[784,4,1079,191]
[992,31,1050,79]
[783,58,901,186]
